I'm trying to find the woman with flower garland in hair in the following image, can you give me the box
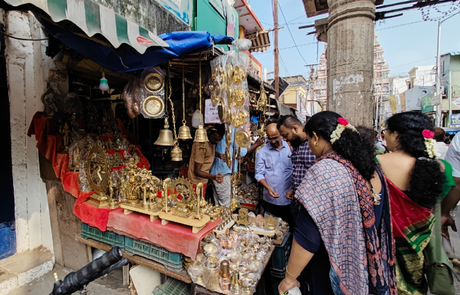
[377,111,453,295]
[278,111,396,295]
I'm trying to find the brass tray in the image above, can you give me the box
[142,96,165,117]
[144,72,164,93]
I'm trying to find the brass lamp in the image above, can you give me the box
[178,60,192,140]
[154,117,174,146]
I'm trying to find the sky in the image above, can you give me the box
[248,0,460,79]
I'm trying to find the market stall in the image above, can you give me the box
[25,26,289,294]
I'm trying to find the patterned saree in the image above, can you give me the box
[295,153,397,295]
[386,180,434,295]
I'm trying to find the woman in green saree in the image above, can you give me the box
[377,112,454,295]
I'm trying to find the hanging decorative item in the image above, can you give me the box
[235,129,250,148]
[257,83,268,112]
[144,72,164,93]
[140,67,166,119]
[178,60,193,140]
[163,62,183,161]
[194,54,209,149]
[142,96,165,117]
[154,117,174,146]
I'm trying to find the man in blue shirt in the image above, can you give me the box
[210,128,264,207]
[255,123,294,230]
[277,115,316,221]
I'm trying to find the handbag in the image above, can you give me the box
[424,199,458,295]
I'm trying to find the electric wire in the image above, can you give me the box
[278,3,309,65]
[0,31,48,41]
[279,54,290,76]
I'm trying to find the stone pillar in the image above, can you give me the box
[326,0,375,127]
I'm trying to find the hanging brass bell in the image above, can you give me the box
[178,122,192,140]
[171,141,183,161]
[154,117,174,146]
[194,124,209,143]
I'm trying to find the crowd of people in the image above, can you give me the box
[186,110,460,295]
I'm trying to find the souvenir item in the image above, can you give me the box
[144,72,164,93]
[142,96,164,117]
[235,130,250,148]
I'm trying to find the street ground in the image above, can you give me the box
[5,264,130,295]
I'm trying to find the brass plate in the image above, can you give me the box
[142,96,165,117]
[144,73,164,93]
[235,129,250,148]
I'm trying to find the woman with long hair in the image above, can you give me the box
[278,111,396,295]
[377,112,450,294]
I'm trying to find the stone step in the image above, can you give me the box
[0,246,54,295]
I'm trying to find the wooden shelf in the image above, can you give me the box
[75,235,192,284]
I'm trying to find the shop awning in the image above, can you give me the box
[4,0,169,53]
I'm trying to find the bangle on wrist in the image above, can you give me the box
[286,266,299,278]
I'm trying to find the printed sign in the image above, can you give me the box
[205,99,221,124]
[422,93,434,113]
[453,98,460,108]
[225,0,236,38]
[209,0,224,17]
[137,36,154,47]
[154,0,192,25]
[451,113,460,127]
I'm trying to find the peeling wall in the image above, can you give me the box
[4,10,54,253]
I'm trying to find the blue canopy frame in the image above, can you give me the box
[37,15,233,72]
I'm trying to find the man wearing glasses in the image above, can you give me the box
[255,122,294,230]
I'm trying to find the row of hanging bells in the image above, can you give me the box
[154,59,200,162]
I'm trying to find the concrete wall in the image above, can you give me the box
[4,10,54,254]
[94,0,190,34]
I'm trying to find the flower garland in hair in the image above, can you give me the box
[422,129,440,159]
[330,118,358,144]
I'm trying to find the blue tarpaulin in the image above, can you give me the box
[37,15,233,72]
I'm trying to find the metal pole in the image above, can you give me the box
[448,70,452,127]
[273,0,279,101]
[436,20,442,126]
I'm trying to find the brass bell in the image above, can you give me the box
[171,141,183,161]
[178,122,192,140]
[194,124,209,143]
[154,117,174,146]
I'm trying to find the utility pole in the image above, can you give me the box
[435,19,442,127]
[273,0,279,101]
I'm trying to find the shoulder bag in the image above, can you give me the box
[424,199,458,295]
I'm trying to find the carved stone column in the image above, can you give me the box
[326,0,375,126]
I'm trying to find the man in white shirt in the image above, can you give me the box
[434,127,449,159]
